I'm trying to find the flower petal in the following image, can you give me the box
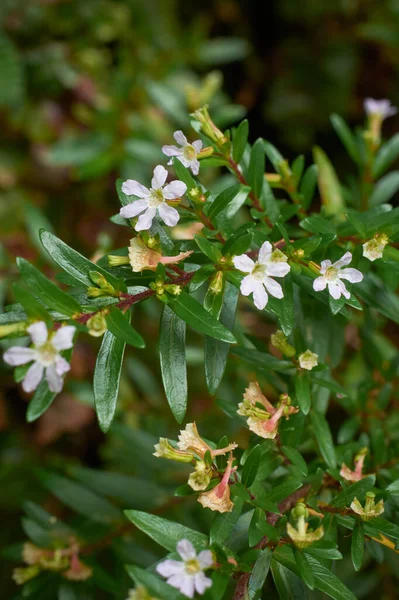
[27,321,48,345]
[120,199,149,219]
[339,268,363,283]
[174,130,188,146]
[197,550,213,569]
[233,254,255,273]
[151,165,168,189]
[263,277,283,299]
[333,251,352,269]
[253,283,268,310]
[328,281,343,300]
[177,539,196,561]
[3,346,37,366]
[22,361,44,392]
[240,275,257,296]
[156,559,184,578]
[258,241,273,264]
[162,145,182,157]
[267,262,290,277]
[194,572,213,595]
[163,180,187,199]
[135,207,157,231]
[313,276,327,292]
[158,203,180,227]
[55,355,71,376]
[51,326,76,351]
[122,179,150,198]
[190,159,200,175]
[45,365,64,393]
[320,260,332,274]
[192,140,203,153]
[171,573,195,598]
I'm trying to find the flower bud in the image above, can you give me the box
[209,271,224,295]
[0,321,27,338]
[153,438,194,463]
[13,565,41,585]
[298,349,318,371]
[165,284,182,296]
[192,106,228,148]
[271,330,296,357]
[86,313,107,337]
[108,254,130,266]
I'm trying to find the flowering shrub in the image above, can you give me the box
[1,99,399,599]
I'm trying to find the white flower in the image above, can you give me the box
[313,252,363,300]
[156,539,213,598]
[233,242,290,310]
[120,165,187,231]
[3,321,75,393]
[162,131,203,175]
[298,349,318,371]
[362,235,388,262]
[364,98,397,120]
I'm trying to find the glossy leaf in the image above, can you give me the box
[105,307,145,348]
[159,305,187,423]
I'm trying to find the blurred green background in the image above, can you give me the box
[1,0,399,597]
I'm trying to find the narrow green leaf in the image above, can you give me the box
[332,475,376,508]
[168,293,236,343]
[208,184,250,220]
[295,370,311,415]
[351,521,364,572]
[310,411,337,469]
[173,157,198,192]
[248,548,272,599]
[300,164,318,210]
[263,141,285,173]
[369,171,399,206]
[0,33,23,106]
[126,566,186,600]
[159,305,187,423]
[194,235,222,262]
[293,547,315,590]
[231,347,295,374]
[281,446,308,476]
[313,146,345,216]
[12,283,52,325]
[233,119,249,163]
[242,444,262,487]
[27,380,56,423]
[105,307,145,348]
[210,497,244,545]
[94,329,126,432]
[248,138,265,199]
[330,114,360,164]
[372,133,399,178]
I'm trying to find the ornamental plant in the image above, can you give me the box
[1,99,399,599]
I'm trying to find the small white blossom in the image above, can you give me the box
[362,235,388,262]
[156,539,213,598]
[364,98,397,120]
[3,321,75,393]
[233,242,290,310]
[162,131,203,175]
[120,165,186,231]
[313,252,363,300]
[298,349,318,371]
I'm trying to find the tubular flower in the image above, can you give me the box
[12,565,41,585]
[287,503,324,549]
[362,234,389,262]
[233,242,290,310]
[22,543,46,565]
[198,454,235,513]
[351,492,384,521]
[120,165,187,231]
[340,448,368,482]
[238,383,298,439]
[177,422,237,458]
[3,321,75,393]
[162,131,203,175]
[298,349,318,371]
[128,237,192,273]
[313,252,363,300]
[63,554,93,581]
[188,461,213,492]
[364,98,397,120]
[153,438,194,463]
[156,539,213,598]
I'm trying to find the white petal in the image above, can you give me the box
[170,573,195,598]
[46,365,64,393]
[233,254,255,273]
[27,321,48,345]
[258,241,273,264]
[55,355,70,376]
[197,550,213,569]
[3,346,37,366]
[194,572,213,595]
[162,145,182,157]
[240,275,257,296]
[151,165,168,189]
[192,140,202,153]
[320,260,332,274]
[267,262,290,278]
[253,283,268,310]
[339,268,363,283]
[263,277,283,299]
[174,130,188,146]
[333,251,352,269]
[120,199,149,219]
[156,559,185,578]
[122,179,150,198]
[163,180,187,199]
[22,362,44,393]
[177,539,196,561]
[313,276,327,292]
[51,326,75,351]
[158,202,180,227]
[190,159,200,175]
[135,207,157,231]
[328,281,344,300]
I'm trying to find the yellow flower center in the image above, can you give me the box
[183,145,197,161]
[185,558,201,574]
[324,266,338,281]
[149,188,165,208]
[37,341,57,366]
[252,262,266,280]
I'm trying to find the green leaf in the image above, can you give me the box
[40,230,123,290]
[281,446,308,476]
[126,566,186,600]
[27,381,56,423]
[300,165,318,210]
[223,231,253,257]
[332,475,376,508]
[372,134,399,178]
[159,305,187,423]
[197,37,249,65]
[208,185,250,221]
[194,235,222,262]
[263,141,285,174]
[172,158,198,192]
[37,470,121,523]
[248,548,272,599]
[0,33,23,106]
[300,215,336,235]
[12,282,52,325]
[17,258,81,317]
[105,307,145,348]
[205,282,238,394]
[94,329,126,433]
[313,146,345,216]
[124,510,208,552]
[295,371,311,415]
[310,411,337,469]
[231,347,295,374]
[351,521,364,572]
[369,171,399,206]
[248,138,265,199]
[330,114,360,164]
[210,497,244,545]
[293,547,315,590]
[168,293,236,343]
[242,444,262,487]
[233,119,249,163]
